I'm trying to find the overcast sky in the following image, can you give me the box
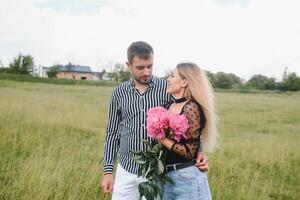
[0,0,299,80]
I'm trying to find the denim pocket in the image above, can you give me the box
[177,166,198,180]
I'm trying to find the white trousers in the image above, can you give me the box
[112,164,147,200]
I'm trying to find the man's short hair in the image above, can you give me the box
[127,41,153,64]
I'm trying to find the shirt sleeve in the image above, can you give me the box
[170,101,203,159]
[103,91,121,174]
[198,135,203,153]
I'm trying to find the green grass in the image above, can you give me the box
[0,80,299,200]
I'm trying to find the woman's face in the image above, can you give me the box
[167,68,187,95]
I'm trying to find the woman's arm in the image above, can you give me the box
[158,101,203,160]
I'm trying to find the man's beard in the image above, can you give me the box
[132,75,151,85]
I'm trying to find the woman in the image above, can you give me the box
[157,62,218,200]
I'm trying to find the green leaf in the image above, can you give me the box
[163,175,174,184]
[142,164,147,176]
[149,182,163,200]
[145,183,155,200]
[142,151,149,157]
[149,158,156,166]
[155,184,163,199]
[138,169,142,177]
[142,139,152,148]
[157,149,163,160]
[138,182,146,199]
[135,159,147,165]
[145,164,151,178]
[139,182,155,200]
[135,142,172,199]
[130,149,141,154]
[132,155,143,160]
[158,160,165,174]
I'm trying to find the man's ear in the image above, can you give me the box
[126,61,131,69]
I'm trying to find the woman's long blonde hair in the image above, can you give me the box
[177,62,218,152]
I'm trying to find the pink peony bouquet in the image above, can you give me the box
[146,106,169,139]
[146,106,189,142]
[132,106,190,200]
[168,112,189,142]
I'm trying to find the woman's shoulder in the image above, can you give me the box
[183,99,206,127]
[183,99,200,110]
[182,100,205,116]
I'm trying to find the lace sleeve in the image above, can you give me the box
[170,101,203,160]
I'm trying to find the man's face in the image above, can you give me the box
[127,54,153,85]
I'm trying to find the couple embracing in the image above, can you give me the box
[101,41,218,200]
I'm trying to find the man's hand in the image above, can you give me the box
[101,173,114,193]
[195,152,209,172]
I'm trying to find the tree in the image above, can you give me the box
[246,74,276,90]
[227,73,243,88]
[47,64,61,78]
[0,68,9,73]
[264,77,277,90]
[0,60,9,73]
[112,63,131,82]
[7,54,36,75]
[214,72,242,89]
[281,72,300,91]
[205,71,216,87]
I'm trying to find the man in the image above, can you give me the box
[101,41,208,200]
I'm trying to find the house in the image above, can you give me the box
[56,64,95,80]
[41,63,115,81]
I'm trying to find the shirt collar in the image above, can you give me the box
[127,76,156,91]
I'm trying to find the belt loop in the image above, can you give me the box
[173,164,177,172]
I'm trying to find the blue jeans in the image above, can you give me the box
[163,166,212,200]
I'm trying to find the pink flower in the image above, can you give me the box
[168,112,189,142]
[146,107,169,139]
[146,106,190,142]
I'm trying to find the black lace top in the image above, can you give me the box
[164,100,206,165]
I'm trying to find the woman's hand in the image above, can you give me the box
[195,152,209,172]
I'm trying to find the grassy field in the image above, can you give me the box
[0,80,299,200]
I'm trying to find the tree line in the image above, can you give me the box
[162,67,300,91]
[206,68,300,91]
[1,54,299,91]
[0,54,36,75]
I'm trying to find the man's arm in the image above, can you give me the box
[103,92,121,174]
[101,174,114,193]
[102,92,121,193]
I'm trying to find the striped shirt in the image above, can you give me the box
[103,76,171,175]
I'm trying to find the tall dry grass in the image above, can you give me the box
[0,80,299,200]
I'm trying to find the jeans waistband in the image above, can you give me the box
[166,160,196,172]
